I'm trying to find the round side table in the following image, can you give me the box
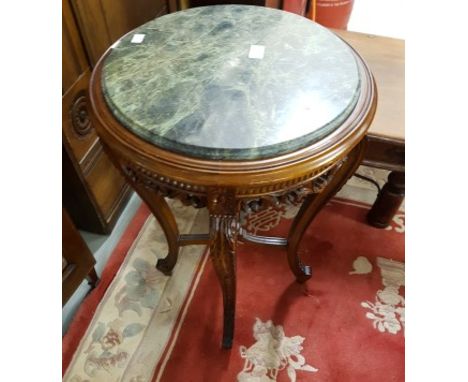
[90,5,376,349]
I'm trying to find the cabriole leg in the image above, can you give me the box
[132,183,181,276]
[287,139,367,283]
[208,191,239,349]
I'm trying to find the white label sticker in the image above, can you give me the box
[131,34,146,44]
[248,45,265,59]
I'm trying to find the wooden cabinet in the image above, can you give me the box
[70,0,172,65]
[62,208,98,306]
[63,0,171,233]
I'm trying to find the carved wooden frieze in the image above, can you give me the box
[240,157,346,217]
[235,162,337,197]
[121,156,346,213]
[70,94,92,137]
[122,163,207,208]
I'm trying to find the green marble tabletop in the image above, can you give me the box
[102,5,361,160]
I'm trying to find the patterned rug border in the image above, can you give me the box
[62,202,150,375]
[151,250,210,382]
[62,197,385,377]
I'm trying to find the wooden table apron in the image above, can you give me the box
[90,41,377,349]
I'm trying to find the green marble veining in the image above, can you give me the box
[102,5,361,160]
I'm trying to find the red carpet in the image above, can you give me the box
[156,199,404,381]
[62,202,151,374]
[63,198,404,382]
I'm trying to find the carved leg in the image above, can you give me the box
[208,191,239,349]
[367,171,405,228]
[287,139,367,283]
[132,183,180,275]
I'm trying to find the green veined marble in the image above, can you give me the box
[102,5,360,160]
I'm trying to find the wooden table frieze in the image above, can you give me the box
[90,5,377,348]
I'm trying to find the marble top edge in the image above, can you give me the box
[101,5,361,160]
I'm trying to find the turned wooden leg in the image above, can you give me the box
[287,139,367,283]
[132,183,181,275]
[367,171,405,228]
[208,190,239,349]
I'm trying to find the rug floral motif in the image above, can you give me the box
[63,200,206,382]
[237,318,318,382]
[360,257,405,335]
[64,198,405,382]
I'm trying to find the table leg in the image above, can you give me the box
[86,267,99,288]
[132,183,181,275]
[287,140,367,283]
[367,171,405,228]
[208,191,239,349]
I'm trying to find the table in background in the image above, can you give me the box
[335,30,405,227]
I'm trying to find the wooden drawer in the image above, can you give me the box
[62,70,99,165]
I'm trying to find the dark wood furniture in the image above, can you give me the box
[334,30,405,228]
[62,208,98,306]
[69,0,175,66]
[90,6,377,348]
[63,0,174,234]
[177,0,281,11]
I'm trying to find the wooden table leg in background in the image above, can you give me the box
[367,171,405,228]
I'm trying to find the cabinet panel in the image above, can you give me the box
[84,145,132,225]
[62,208,97,306]
[62,70,99,164]
[71,0,168,66]
[62,0,89,91]
[63,0,133,234]
[100,0,168,42]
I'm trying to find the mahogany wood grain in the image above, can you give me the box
[130,181,181,275]
[84,146,132,228]
[62,69,99,163]
[62,0,89,92]
[63,0,133,234]
[89,31,377,348]
[287,139,367,282]
[207,189,240,349]
[71,0,169,66]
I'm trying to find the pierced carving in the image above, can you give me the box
[121,156,346,213]
[240,157,346,217]
[122,163,207,208]
[235,162,336,197]
[310,157,346,193]
[70,95,92,136]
